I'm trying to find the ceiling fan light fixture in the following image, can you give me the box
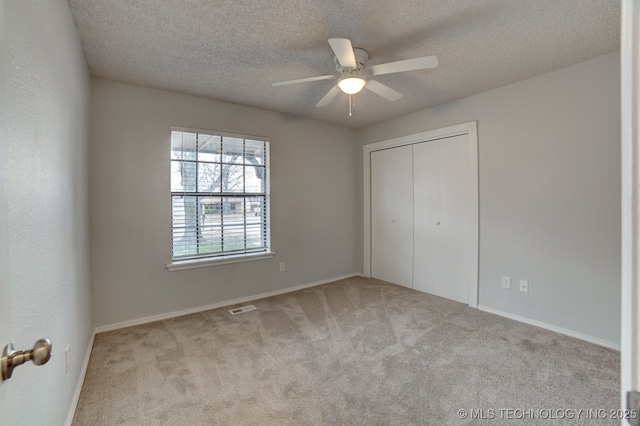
[338,77,366,95]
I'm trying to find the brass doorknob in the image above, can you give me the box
[1,338,52,381]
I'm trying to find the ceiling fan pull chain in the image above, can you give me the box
[349,94,352,117]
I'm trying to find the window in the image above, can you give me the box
[170,127,270,265]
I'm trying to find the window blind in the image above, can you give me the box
[170,128,270,261]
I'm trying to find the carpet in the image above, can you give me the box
[72,276,619,425]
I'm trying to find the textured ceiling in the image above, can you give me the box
[68,0,620,129]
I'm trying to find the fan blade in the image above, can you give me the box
[370,55,438,76]
[328,38,357,69]
[316,85,341,107]
[365,79,403,101]
[272,74,335,87]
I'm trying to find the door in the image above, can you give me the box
[413,135,470,304]
[621,0,640,418]
[412,140,440,296]
[0,0,12,418]
[371,145,414,288]
[438,135,470,303]
[0,119,10,421]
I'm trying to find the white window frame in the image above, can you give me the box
[167,126,274,271]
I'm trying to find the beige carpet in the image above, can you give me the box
[73,277,619,425]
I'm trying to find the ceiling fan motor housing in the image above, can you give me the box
[334,47,369,73]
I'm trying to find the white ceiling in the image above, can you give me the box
[67,0,620,129]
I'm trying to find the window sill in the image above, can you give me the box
[166,252,276,271]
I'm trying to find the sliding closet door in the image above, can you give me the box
[370,146,413,288]
[413,134,470,304]
[412,141,440,295]
[365,122,478,306]
[438,135,470,303]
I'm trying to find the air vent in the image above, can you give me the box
[228,305,257,315]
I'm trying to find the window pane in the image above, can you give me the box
[171,195,198,256]
[221,196,243,219]
[180,162,197,192]
[198,163,221,193]
[198,134,221,163]
[200,196,222,254]
[245,165,265,193]
[222,222,245,252]
[200,223,222,254]
[245,224,264,248]
[171,131,196,156]
[222,164,244,192]
[247,196,263,217]
[245,139,265,165]
[170,160,184,192]
[201,196,222,216]
[171,131,197,192]
[222,137,244,164]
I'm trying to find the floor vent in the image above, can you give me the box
[228,305,257,315]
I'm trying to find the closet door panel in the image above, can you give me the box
[371,146,414,288]
[438,135,470,303]
[412,141,440,295]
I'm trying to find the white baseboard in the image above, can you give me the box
[477,305,620,351]
[95,273,361,334]
[64,330,95,426]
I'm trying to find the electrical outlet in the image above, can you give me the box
[519,280,529,293]
[65,344,70,374]
[501,276,511,289]
[279,262,285,272]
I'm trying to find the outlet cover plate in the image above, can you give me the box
[501,276,511,289]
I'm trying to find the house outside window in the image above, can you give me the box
[170,127,270,265]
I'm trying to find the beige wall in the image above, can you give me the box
[357,52,621,346]
[89,79,358,327]
[2,0,91,424]
[91,52,621,346]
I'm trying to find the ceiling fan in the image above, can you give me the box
[272,38,438,115]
